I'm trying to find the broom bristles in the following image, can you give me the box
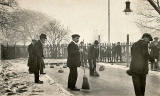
[82,75,90,90]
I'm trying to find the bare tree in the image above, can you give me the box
[40,21,69,45]
[0,0,18,8]
[0,0,69,46]
[0,0,19,44]
[0,8,50,45]
[147,0,160,15]
[39,20,70,57]
[135,0,160,37]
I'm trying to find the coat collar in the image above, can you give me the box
[38,40,43,47]
[72,41,78,45]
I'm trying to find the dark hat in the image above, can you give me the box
[72,34,80,38]
[32,39,36,42]
[154,37,159,39]
[40,33,47,39]
[117,42,120,44]
[80,41,84,44]
[142,33,153,41]
[94,40,99,45]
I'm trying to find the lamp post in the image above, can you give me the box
[108,0,110,43]
[98,34,101,62]
[124,0,132,67]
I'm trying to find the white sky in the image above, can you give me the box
[17,0,142,43]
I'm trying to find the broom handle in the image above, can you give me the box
[83,65,85,74]
[80,48,85,74]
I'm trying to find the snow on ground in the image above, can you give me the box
[44,59,67,64]
[1,58,160,96]
[0,60,2,73]
[0,58,73,96]
[99,63,128,70]
[98,62,160,76]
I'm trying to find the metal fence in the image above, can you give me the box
[0,44,68,59]
[1,45,28,59]
[1,42,133,60]
[43,44,68,59]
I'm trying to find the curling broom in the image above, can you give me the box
[82,65,90,90]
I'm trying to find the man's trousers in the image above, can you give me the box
[68,67,78,89]
[88,58,96,76]
[34,71,40,83]
[132,75,146,96]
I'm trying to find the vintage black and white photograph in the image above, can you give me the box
[0,0,160,96]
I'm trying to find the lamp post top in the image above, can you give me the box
[124,0,132,15]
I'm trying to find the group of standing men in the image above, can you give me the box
[79,41,123,64]
[100,42,122,63]
[67,33,158,96]
[27,32,158,96]
[27,33,99,87]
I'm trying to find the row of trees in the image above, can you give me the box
[0,0,70,45]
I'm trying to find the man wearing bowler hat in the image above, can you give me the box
[127,33,154,96]
[67,34,81,91]
[33,33,47,84]
[88,40,99,76]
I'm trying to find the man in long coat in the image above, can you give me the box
[106,45,112,63]
[67,34,81,91]
[127,33,154,96]
[88,40,99,76]
[79,41,88,67]
[150,37,160,70]
[27,39,37,74]
[33,34,47,84]
[111,44,116,63]
[115,42,122,62]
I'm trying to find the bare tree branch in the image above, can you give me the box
[157,0,160,7]
[136,22,160,31]
[147,0,160,15]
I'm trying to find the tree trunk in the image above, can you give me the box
[147,0,160,15]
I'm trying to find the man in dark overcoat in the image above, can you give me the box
[111,44,116,63]
[127,33,154,96]
[106,45,112,63]
[27,39,37,74]
[67,34,81,91]
[33,34,47,84]
[150,37,159,70]
[79,41,88,67]
[115,42,122,62]
[100,46,105,62]
[88,40,99,76]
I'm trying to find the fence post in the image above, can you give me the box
[0,44,1,60]
[126,34,129,67]
[14,44,16,59]
[98,35,101,62]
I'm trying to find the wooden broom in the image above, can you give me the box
[82,65,90,90]
[81,40,90,90]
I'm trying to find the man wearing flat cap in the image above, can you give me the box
[33,33,47,84]
[67,34,81,91]
[127,33,154,96]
